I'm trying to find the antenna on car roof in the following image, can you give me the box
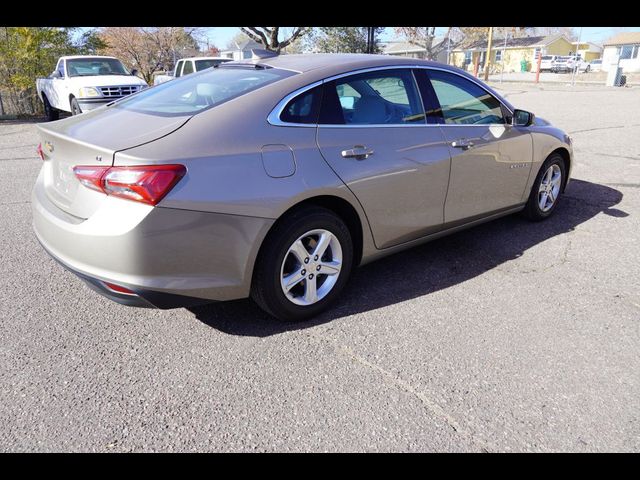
[251,49,279,60]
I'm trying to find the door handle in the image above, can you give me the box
[451,139,474,150]
[341,145,374,160]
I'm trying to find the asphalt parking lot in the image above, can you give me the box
[1,84,639,452]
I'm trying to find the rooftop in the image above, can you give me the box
[603,32,640,46]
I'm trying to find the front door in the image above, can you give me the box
[424,69,533,223]
[316,68,451,249]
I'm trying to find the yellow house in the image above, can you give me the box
[572,41,603,62]
[450,34,575,74]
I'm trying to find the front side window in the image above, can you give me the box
[182,60,194,75]
[113,66,295,116]
[66,57,129,77]
[427,70,505,125]
[320,69,425,125]
[55,60,65,77]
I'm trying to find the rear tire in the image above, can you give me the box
[42,94,59,121]
[70,97,82,116]
[523,153,566,221]
[251,206,353,322]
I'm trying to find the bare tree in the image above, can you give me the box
[529,27,577,40]
[239,27,310,53]
[99,27,201,84]
[394,27,489,60]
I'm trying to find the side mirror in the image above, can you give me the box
[131,69,138,77]
[512,109,535,127]
[51,70,62,78]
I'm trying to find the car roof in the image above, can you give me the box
[223,53,516,112]
[180,57,231,61]
[227,53,458,74]
[61,55,121,61]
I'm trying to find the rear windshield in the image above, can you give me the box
[67,57,130,77]
[195,59,230,71]
[112,66,295,116]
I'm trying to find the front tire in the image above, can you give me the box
[251,206,353,322]
[523,154,566,221]
[70,97,82,116]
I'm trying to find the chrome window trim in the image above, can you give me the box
[267,64,513,128]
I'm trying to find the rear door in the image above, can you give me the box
[422,68,533,223]
[316,68,451,249]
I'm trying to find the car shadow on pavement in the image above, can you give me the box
[188,179,626,336]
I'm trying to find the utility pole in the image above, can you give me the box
[484,27,493,81]
[366,27,375,54]
[500,28,508,83]
[571,26,583,87]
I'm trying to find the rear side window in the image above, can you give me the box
[280,85,323,124]
[320,69,425,125]
[113,66,295,116]
[427,70,505,125]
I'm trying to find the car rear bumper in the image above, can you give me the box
[32,167,274,307]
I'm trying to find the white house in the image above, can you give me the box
[219,39,263,61]
[601,32,640,73]
[383,38,449,64]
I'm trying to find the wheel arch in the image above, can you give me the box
[257,195,366,271]
[549,147,571,192]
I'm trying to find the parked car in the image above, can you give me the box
[32,54,573,322]
[552,55,589,73]
[153,57,232,85]
[36,56,148,121]
[538,55,558,72]
[588,58,603,72]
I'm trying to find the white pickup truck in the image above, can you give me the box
[36,55,148,121]
[153,56,231,86]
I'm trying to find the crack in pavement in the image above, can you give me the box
[589,153,640,162]
[308,331,498,452]
[569,124,640,135]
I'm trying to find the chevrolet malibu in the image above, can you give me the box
[32,53,573,321]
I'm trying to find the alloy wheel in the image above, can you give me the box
[280,229,343,306]
[538,164,562,212]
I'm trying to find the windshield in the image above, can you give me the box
[112,66,295,116]
[67,57,130,77]
[195,59,230,71]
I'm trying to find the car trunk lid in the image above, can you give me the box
[38,107,190,219]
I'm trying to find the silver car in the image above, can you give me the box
[32,54,573,321]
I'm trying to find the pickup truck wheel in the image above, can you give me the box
[42,94,59,121]
[70,97,82,116]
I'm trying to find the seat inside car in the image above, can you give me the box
[352,95,387,124]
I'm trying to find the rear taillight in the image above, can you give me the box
[72,164,186,205]
[37,143,45,161]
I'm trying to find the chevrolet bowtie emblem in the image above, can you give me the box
[44,141,54,153]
